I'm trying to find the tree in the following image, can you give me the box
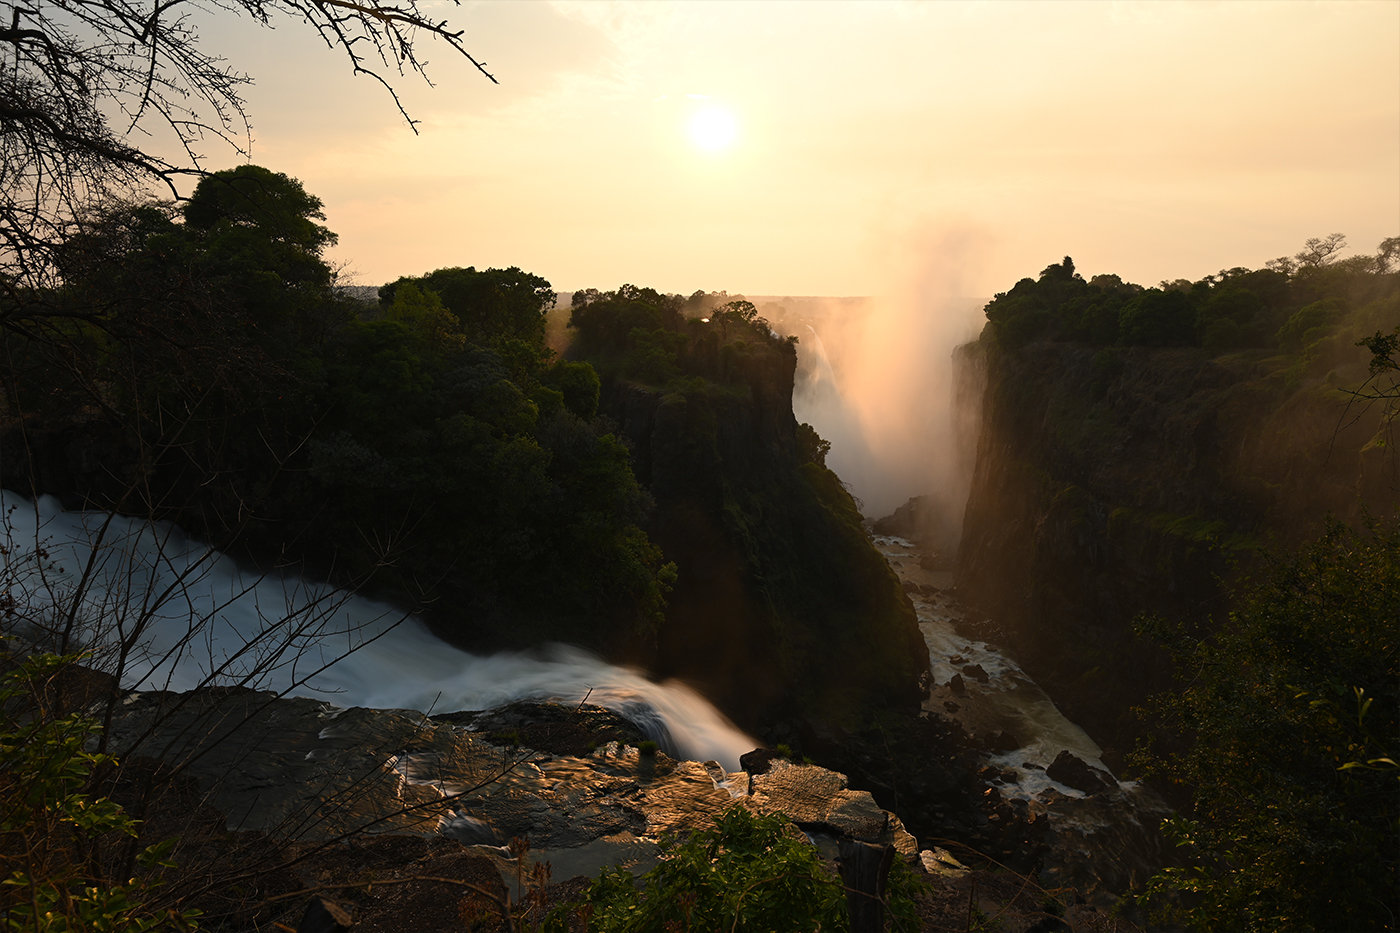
[381,267,558,348]
[0,0,494,304]
[1133,518,1399,932]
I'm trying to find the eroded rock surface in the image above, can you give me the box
[102,688,915,885]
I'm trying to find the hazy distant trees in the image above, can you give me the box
[982,235,1399,360]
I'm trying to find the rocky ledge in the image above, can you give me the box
[96,688,1145,931]
[103,689,914,877]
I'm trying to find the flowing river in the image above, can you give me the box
[0,491,757,769]
[4,491,1169,897]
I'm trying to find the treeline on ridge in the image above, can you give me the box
[984,236,1399,364]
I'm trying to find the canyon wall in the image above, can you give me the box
[600,334,929,733]
[956,338,1393,762]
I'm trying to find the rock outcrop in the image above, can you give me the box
[102,688,917,885]
[601,340,928,732]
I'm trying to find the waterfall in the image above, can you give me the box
[0,491,757,768]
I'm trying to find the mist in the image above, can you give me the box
[765,229,990,532]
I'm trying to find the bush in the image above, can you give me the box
[1133,517,1399,932]
[0,650,201,932]
[554,805,924,932]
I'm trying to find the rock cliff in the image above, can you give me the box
[601,334,928,732]
[956,339,1393,760]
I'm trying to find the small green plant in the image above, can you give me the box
[556,805,853,932]
[0,650,201,931]
[774,742,793,759]
[637,739,658,757]
[488,730,523,748]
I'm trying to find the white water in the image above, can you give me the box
[0,492,757,769]
[875,536,1120,800]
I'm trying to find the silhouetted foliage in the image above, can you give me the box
[0,0,492,305]
[1134,517,1400,932]
[2,169,674,650]
[982,237,1398,357]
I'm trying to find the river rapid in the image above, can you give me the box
[876,533,1172,901]
[0,491,757,769]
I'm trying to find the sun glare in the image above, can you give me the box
[689,107,737,151]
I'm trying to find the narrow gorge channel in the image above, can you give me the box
[874,533,1171,900]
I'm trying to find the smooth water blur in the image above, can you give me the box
[0,492,756,768]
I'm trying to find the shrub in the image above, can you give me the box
[0,650,201,932]
[553,805,924,932]
[1133,517,1399,932]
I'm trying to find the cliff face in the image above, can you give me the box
[602,339,928,732]
[956,341,1393,759]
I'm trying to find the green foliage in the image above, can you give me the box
[1117,288,1198,347]
[381,266,557,347]
[182,165,339,334]
[1133,517,1399,932]
[0,651,200,932]
[796,422,831,468]
[1276,298,1344,352]
[544,360,602,419]
[1358,323,1399,378]
[981,236,1396,356]
[560,806,850,932]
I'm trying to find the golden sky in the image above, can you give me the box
[207,0,1399,298]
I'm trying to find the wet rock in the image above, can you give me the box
[985,730,1020,753]
[1045,751,1115,795]
[949,674,967,696]
[739,747,780,789]
[961,663,991,683]
[942,700,960,713]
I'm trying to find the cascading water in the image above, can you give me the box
[877,534,1171,901]
[0,491,756,769]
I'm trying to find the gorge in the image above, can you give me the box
[3,187,1396,929]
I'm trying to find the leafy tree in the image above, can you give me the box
[797,422,832,469]
[1133,518,1399,933]
[1275,298,1345,352]
[381,266,557,347]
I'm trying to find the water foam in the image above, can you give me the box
[0,492,756,768]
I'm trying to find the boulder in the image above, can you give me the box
[1045,751,1115,796]
[962,663,991,683]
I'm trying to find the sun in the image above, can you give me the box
[689,107,737,151]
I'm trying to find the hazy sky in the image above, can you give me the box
[201,0,1399,298]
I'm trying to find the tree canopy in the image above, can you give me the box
[981,235,1398,356]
